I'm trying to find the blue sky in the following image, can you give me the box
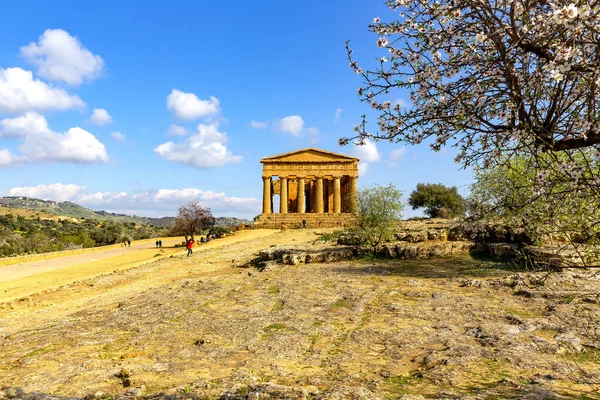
[0,0,473,219]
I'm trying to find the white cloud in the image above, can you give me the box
[0,67,85,114]
[390,147,406,160]
[154,122,242,168]
[111,132,125,141]
[353,139,381,163]
[333,108,342,123]
[306,127,319,135]
[0,149,24,167]
[166,89,220,120]
[274,115,304,135]
[167,124,188,136]
[20,29,104,85]
[358,162,369,176]
[0,111,50,138]
[89,108,112,125]
[0,112,108,164]
[384,160,397,168]
[7,183,261,217]
[250,120,267,129]
[9,183,87,202]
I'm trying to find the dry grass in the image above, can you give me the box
[0,230,599,399]
[0,206,62,221]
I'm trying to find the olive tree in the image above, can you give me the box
[354,183,404,253]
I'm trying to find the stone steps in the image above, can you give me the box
[254,213,355,228]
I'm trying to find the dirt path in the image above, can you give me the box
[0,237,182,283]
[0,229,315,305]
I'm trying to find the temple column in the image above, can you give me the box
[297,178,305,213]
[315,177,324,213]
[349,176,358,213]
[333,177,341,214]
[262,176,271,214]
[280,177,288,214]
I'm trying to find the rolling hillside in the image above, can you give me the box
[0,196,251,227]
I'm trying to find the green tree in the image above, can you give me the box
[91,221,124,246]
[354,184,404,254]
[408,183,464,218]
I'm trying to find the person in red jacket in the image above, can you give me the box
[186,238,195,257]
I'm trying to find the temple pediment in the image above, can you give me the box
[261,148,359,163]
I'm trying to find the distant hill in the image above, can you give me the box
[0,197,251,227]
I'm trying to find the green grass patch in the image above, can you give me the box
[332,298,349,308]
[317,230,343,242]
[271,300,284,312]
[267,285,279,294]
[533,327,559,339]
[380,370,424,396]
[505,306,540,319]
[263,323,287,333]
[23,345,53,358]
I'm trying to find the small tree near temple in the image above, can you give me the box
[354,183,404,254]
[171,201,215,242]
[408,183,464,218]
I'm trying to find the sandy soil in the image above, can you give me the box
[1,229,599,399]
[0,230,288,304]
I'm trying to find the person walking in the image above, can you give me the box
[159,240,162,248]
[186,238,194,257]
[156,240,159,248]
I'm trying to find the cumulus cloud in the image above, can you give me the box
[390,147,406,160]
[7,183,261,217]
[154,122,242,168]
[167,124,188,136]
[111,132,125,141]
[353,139,381,162]
[89,108,112,125]
[0,149,24,167]
[9,183,88,202]
[333,108,342,123]
[166,89,220,120]
[274,115,304,135]
[249,120,267,129]
[0,112,108,164]
[0,111,50,138]
[20,29,104,85]
[0,67,85,114]
[272,115,319,136]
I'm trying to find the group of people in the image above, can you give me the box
[155,240,163,248]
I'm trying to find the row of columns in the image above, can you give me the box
[262,176,356,214]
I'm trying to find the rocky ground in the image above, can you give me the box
[0,228,599,399]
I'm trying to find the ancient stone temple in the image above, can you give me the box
[253,148,359,228]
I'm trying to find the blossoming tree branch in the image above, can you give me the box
[343,0,600,172]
